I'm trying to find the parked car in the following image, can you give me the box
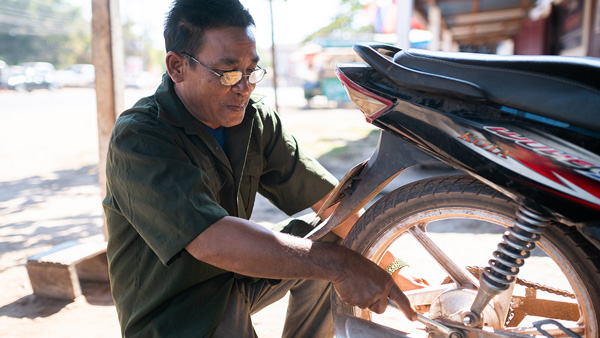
[7,62,58,92]
[55,64,95,88]
[0,60,6,89]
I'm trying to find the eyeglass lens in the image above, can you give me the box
[220,69,266,86]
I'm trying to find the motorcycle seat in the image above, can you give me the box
[393,49,600,133]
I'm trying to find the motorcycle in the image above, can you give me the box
[305,43,600,337]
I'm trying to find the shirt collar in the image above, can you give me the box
[154,73,198,132]
[151,73,265,178]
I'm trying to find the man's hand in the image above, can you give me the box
[332,248,417,320]
[310,191,418,319]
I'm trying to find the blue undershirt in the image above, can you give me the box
[204,125,226,150]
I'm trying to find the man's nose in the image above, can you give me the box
[231,75,253,94]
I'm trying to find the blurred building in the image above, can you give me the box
[289,0,600,106]
[310,0,600,56]
[413,0,600,57]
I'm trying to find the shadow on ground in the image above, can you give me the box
[0,295,72,319]
[0,164,103,254]
[0,281,113,319]
[0,164,112,324]
[0,164,99,206]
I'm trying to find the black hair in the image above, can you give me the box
[164,0,255,55]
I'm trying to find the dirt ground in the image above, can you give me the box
[0,86,386,338]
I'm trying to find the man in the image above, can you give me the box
[103,0,417,337]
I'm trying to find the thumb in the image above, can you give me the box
[388,283,417,321]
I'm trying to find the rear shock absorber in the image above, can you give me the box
[462,206,550,327]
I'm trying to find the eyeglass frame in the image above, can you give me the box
[180,52,267,86]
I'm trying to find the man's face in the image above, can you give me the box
[174,26,259,129]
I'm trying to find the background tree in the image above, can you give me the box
[0,0,91,68]
[0,0,164,72]
[303,0,374,43]
[122,19,166,73]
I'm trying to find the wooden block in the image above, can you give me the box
[76,252,109,282]
[26,240,108,300]
[27,263,82,300]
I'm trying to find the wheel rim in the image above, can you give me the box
[349,206,596,337]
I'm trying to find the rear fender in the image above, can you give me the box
[306,130,439,240]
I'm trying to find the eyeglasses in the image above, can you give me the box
[181,52,267,86]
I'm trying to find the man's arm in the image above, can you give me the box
[184,216,416,318]
[311,191,429,291]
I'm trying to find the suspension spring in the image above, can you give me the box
[481,206,550,292]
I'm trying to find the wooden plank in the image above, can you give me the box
[27,263,81,300]
[445,8,526,26]
[26,241,108,300]
[28,241,107,266]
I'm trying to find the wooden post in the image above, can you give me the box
[396,0,414,49]
[269,0,279,112]
[428,4,442,51]
[91,0,124,239]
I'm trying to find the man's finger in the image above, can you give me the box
[388,283,417,321]
[368,297,388,314]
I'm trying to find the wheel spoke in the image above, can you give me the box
[408,223,480,289]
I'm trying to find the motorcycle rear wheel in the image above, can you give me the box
[333,175,600,337]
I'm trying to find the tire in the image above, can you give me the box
[333,175,600,337]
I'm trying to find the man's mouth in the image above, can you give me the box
[228,101,247,110]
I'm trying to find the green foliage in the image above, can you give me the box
[0,0,165,72]
[121,19,166,72]
[302,0,374,43]
[0,0,91,68]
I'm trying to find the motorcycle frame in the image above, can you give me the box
[308,45,600,243]
[309,43,600,337]
[307,130,439,240]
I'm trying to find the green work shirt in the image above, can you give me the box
[102,74,338,337]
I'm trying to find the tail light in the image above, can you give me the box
[335,67,393,123]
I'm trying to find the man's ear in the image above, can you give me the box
[166,51,185,83]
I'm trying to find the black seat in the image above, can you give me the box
[393,49,600,133]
